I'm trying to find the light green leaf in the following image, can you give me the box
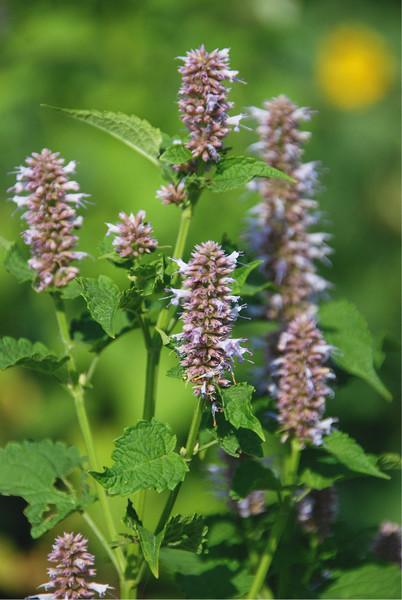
[231,259,262,295]
[164,514,208,554]
[78,275,122,338]
[43,106,162,166]
[207,156,293,193]
[0,337,67,375]
[3,242,34,283]
[124,500,164,578]
[376,452,402,471]
[160,144,192,164]
[92,419,188,495]
[323,431,389,480]
[319,300,391,400]
[222,383,265,441]
[320,564,401,599]
[0,440,82,538]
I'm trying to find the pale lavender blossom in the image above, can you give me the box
[9,148,87,292]
[178,45,243,162]
[372,521,402,567]
[31,532,111,599]
[297,487,338,541]
[106,210,157,259]
[274,312,335,446]
[172,241,247,402]
[247,96,331,321]
[156,181,187,206]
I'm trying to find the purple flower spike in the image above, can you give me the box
[156,181,187,206]
[172,241,247,402]
[9,148,88,292]
[274,312,335,447]
[247,96,331,321]
[178,45,242,162]
[372,521,402,567]
[106,210,158,259]
[36,532,111,599]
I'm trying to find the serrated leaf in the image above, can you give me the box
[215,415,263,458]
[207,156,293,193]
[78,275,123,338]
[222,383,265,441]
[319,300,391,400]
[0,337,67,375]
[160,144,192,164]
[231,260,262,295]
[320,564,401,599]
[231,459,280,498]
[3,242,34,283]
[93,419,188,495]
[0,440,82,538]
[164,514,208,554]
[124,500,164,578]
[44,106,162,165]
[323,431,389,479]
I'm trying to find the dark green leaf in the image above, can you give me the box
[320,564,401,599]
[43,106,162,165]
[160,144,192,164]
[124,500,164,578]
[222,383,265,441]
[319,300,391,400]
[0,440,82,538]
[207,156,293,193]
[231,260,262,295]
[78,275,124,338]
[323,431,389,480]
[164,514,208,554]
[215,415,263,458]
[3,242,34,283]
[0,337,67,375]
[166,365,185,380]
[231,459,280,498]
[92,419,188,495]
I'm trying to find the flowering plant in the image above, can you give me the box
[0,46,399,600]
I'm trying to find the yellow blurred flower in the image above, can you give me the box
[316,25,394,109]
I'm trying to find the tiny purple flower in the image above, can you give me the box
[9,148,88,292]
[156,181,187,206]
[297,487,338,541]
[172,241,247,402]
[372,521,402,567]
[106,210,158,259]
[178,45,242,162]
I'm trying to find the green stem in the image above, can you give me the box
[142,347,160,420]
[247,439,301,599]
[52,295,127,590]
[82,511,120,575]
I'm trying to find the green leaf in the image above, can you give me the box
[0,440,82,538]
[160,144,192,164]
[323,431,389,479]
[92,419,188,495]
[319,300,391,400]
[222,383,265,441]
[164,514,208,554]
[231,260,262,295]
[0,337,67,375]
[166,365,185,380]
[320,564,401,599]
[3,242,34,283]
[231,459,280,498]
[78,275,123,338]
[43,106,162,166]
[207,156,293,193]
[215,414,263,457]
[124,500,164,578]
[376,452,402,471]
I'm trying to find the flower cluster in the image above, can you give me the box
[172,241,247,402]
[274,313,335,446]
[178,45,242,162]
[297,487,338,541]
[36,532,110,599]
[10,148,87,292]
[156,181,187,206]
[106,210,157,259]
[247,96,331,321]
[372,521,402,567]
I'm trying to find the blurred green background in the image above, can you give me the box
[0,0,400,596]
